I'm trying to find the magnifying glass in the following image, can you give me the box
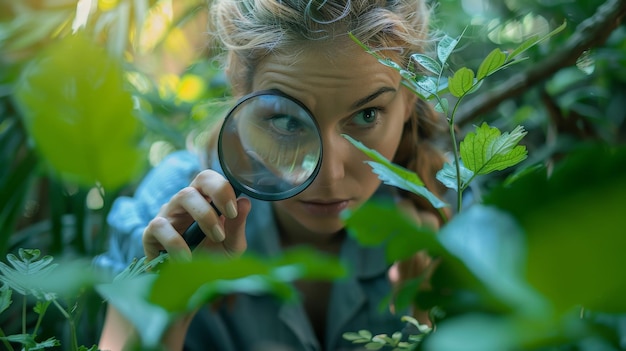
[182,90,323,249]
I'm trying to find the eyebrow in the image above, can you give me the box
[351,86,397,109]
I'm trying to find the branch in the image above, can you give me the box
[456,0,626,126]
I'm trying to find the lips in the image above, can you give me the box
[298,199,351,216]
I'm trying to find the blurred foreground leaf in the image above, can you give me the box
[149,248,346,312]
[343,134,447,209]
[485,143,626,314]
[342,201,441,263]
[97,248,345,347]
[13,33,145,190]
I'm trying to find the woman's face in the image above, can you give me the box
[250,42,416,241]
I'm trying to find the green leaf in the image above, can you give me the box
[423,314,521,351]
[416,76,438,97]
[447,69,472,97]
[343,332,368,342]
[365,342,385,350]
[358,330,373,339]
[343,134,447,209]
[477,49,506,80]
[33,300,50,316]
[0,249,58,298]
[401,315,432,334]
[460,123,528,175]
[13,33,146,190]
[342,200,443,263]
[437,35,458,65]
[448,68,475,98]
[0,284,12,314]
[378,58,403,71]
[0,334,59,350]
[114,254,168,281]
[410,53,442,75]
[434,97,449,114]
[148,248,345,313]
[484,144,626,314]
[436,161,474,191]
[507,21,567,61]
[366,161,448,209]
[437,205,547,313]
[0,251,100,302]
[402,79,432,100]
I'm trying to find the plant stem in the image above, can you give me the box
[448,94,465,213]
[0,328,15,351]
[52,299,78,351]
[21,296,26,335]
[448,120,463,213]
[32,301,50,337]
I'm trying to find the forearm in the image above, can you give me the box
[99,304,191,351]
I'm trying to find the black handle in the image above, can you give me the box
[181,222,205,250]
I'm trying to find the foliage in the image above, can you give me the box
[13,32,145,190]
[0,248,100,351]
[340,5,626,350]
[0,0,228,257]
[0,247,345,350]
[105,248,345,348]
[1,0,624,350]
[342,316,432,351]
[0,0,227,346]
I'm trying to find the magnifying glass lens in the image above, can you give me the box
[218,91,322,201]
[183,91,323,249]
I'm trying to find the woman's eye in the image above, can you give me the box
[352,108,379,126]
[269,115,304,135]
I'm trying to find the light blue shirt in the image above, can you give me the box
[94,150,410,351]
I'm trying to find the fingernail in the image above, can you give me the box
[225,200,238,219]
[211,225,225,242]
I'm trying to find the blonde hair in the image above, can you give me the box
[209,0,430,94]
[208,0,448,221]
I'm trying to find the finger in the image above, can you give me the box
[169,187,223,243]
[199,197,251,257]
[190,170,239,219]
[143,216,192,261]
[221,197,251,256]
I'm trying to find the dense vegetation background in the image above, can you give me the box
[0,0,624,349]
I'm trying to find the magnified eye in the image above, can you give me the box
[269,114,306,136]
[352,108,379,126]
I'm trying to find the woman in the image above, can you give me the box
[97,0,448,350]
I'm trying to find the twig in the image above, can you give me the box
[456,0,626,126]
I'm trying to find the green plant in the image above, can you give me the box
[97,248,346,349]
[341,6,626,350]
[0,249,99,351]
[2,0,624,350]
[342,316,432,351]
[340,24,554,350]
[349,20,565,213]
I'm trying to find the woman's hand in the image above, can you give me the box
[142,169,252,261]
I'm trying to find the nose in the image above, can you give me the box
[315,132,347,186]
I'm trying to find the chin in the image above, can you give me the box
[294,215,347,236]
